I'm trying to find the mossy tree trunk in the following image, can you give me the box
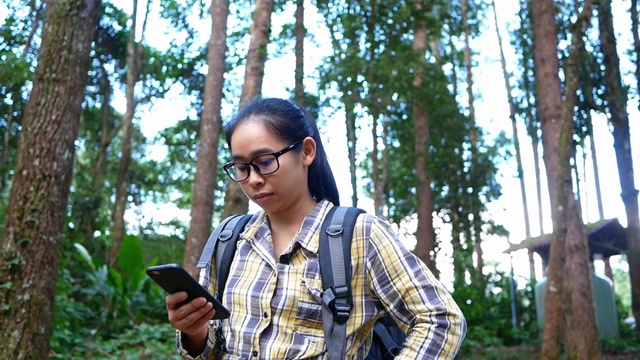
[0,0,101,357]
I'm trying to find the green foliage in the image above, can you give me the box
[453,270,539,356]
[50,235,171,358]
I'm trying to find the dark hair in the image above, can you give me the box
[224,97,340,206]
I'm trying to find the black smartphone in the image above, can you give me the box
[146,263,230,320]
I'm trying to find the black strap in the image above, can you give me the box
[319,206,364,360]
[372,321,403,360]
[215,214,252,302]
[196,214,252,302]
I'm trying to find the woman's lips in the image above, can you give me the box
[253,193,272,205]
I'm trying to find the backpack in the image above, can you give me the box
[196,206,406,360]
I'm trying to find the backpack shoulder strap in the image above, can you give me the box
[319,206,365,360]
[196,214,253,302]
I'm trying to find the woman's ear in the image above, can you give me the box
[301,137,316,166]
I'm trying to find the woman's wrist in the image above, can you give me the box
[181,326,209,357]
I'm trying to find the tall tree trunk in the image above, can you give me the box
[368,0,381,214]
[588,114,605,222]
[111,0,142,266]
[491,0,536,282]
[0,0,100,357]
[183,0,230,278]
[534,0,600,357]
[344,95,359,208]
[221,0,274,218]
[79,71,116,247]
[412,2,435,271]
[461,0,484,284]
[294,0,304,106]
[632,0,640,100]
[599,0,640,330]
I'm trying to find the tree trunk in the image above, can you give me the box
[562,3,601,358]
[534,0,601,357]
[461,0,483,284]
[183,0,230,278]
[221,0,274,218]
[345,95,359,208]
[599,0,640,331]
[632,0,640,101]
[492,0,534,250]
[78,71,115,247]
[588,113,605,222]
[412,2,434,271]
[294,0,304,106]
[0,0,100,357]
[111,0,143,265]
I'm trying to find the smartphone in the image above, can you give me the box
[146,263,230,320]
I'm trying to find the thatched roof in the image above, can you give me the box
[504,218,628,263]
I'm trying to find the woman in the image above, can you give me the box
[166,98,466,359]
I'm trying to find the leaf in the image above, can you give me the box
[73,243,96,272]
[118,235,144,279]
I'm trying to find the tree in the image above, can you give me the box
[533,0,601,358]
[183,0,230,277]
[0,0,101,357]
[412,1,435,271]
[493,0,536,283]
[632,0,640,100]
[598,0,640,330]
[221,0,274,218]
[111,0,148,265]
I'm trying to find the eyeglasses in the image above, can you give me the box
[223,140,303,182]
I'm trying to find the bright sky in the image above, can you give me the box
[2,1,638,288]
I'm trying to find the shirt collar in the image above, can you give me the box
[242,199,334,254]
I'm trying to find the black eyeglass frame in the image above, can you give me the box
[223,139,304,182]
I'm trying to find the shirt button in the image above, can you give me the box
[263,312,268,318]
[252,350,258,357]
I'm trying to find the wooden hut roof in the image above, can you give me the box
[504,218,628,262]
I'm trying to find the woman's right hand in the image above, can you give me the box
[166,292,216,351]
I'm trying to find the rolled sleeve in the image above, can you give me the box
[175,324,217,360]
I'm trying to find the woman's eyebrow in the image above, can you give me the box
[231,147,275,161]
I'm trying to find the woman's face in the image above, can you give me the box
[228,119,315,214]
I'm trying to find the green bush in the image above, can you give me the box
[50,235,175,358]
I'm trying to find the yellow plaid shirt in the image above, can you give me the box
[178,200,466,359]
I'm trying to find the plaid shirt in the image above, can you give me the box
[177,200,466,359]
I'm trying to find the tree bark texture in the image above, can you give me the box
[222,0,274,218]
[183,0,230,278]
[535,0,601,358]
[0,0,100,358]
[412,2,435,271]
[532,0,569,357]
[345,95,359,208]
[599,0,640,330]
[111,0,141,265]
